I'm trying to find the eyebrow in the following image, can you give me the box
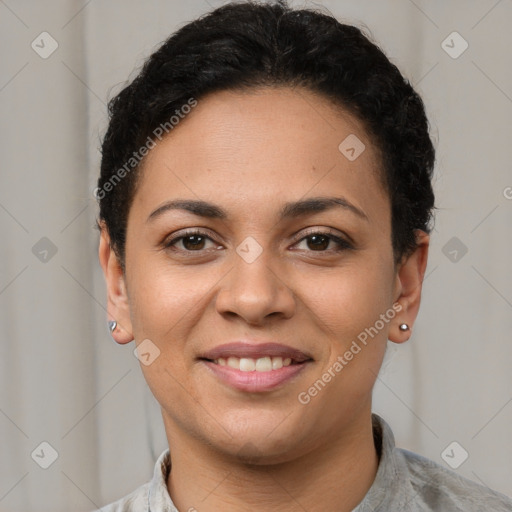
[146,196,369,223]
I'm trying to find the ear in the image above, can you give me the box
[98,222,134,344]
[389,229,430,344]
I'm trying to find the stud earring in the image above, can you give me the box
[399,323,409,331]
[108,320,117,333]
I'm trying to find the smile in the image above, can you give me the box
[210,356,295,372]
[200,357,311,392]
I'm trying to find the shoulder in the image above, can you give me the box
[92,481,149,512]
[397,448,512,511]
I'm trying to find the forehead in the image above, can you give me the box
[131,87,389,227]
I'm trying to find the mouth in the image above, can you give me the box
[198,342,313,392]
[199,341,313,370]
[204,355,300,372]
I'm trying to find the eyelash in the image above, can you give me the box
[163,227,353,255]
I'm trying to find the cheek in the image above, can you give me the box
[298,260,393,342]
[299,258,393,398]
[128,260,206,338]
[127,264,207,414]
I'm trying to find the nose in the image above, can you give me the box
[215,247,296,326]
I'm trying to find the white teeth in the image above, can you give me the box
[227,357,239,369]
[214,356,294,372]
[272,356,283,369]
[239,358,256,372]
[255,356,272,372]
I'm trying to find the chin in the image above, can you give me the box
[208,417,307,464]
[222,437,302,466]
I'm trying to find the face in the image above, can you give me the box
[100,86,429,463]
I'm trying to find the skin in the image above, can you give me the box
[99,86,429,512]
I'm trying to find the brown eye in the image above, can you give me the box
[181,234,207,250]
[164,229,220,252]
[293,230,352,253]
[306,234,330,251]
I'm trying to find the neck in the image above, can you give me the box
[164,411,379,512]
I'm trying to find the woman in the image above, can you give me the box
[94,1,512,510]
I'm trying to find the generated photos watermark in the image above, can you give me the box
[93,97,198,200]
[298,302,403,405]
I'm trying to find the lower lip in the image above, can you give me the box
[201,360,310,392]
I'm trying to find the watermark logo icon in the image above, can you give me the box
[441,31,468,59]
[236,236,263,263]
[31,441,59,469]
[31,32,59,59]
[441,441,469,469]
[32,237,58,263]
[339,134,366,161]
[442,236,468,263]
[134,339,161,366]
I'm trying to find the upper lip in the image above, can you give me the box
[199,342,313,363]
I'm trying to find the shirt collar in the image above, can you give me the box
[352,413,415,511]
[148,447,176,511]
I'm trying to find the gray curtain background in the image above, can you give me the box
[1,1,511,510]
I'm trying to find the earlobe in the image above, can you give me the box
[389,230,430,344]
[106,317,133,344]
[98,223,134,344]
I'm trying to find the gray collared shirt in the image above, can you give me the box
[94,414,512,511]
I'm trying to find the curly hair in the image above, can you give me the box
[96,0,436,271]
